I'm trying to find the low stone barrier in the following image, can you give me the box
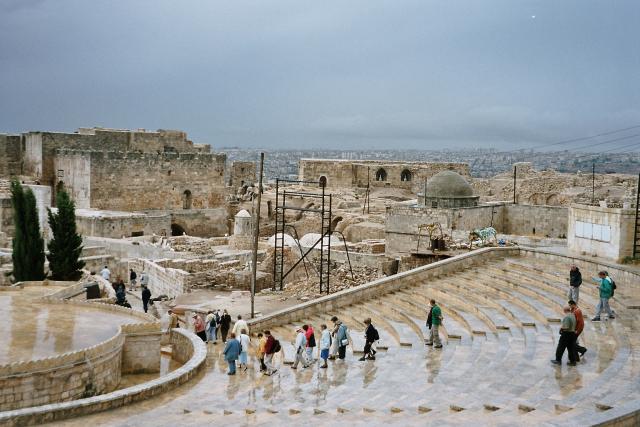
[248,246,519,331]
[0,328,207,427]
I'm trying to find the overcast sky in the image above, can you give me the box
[1,0,638,150]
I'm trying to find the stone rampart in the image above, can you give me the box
[128,258,190,298]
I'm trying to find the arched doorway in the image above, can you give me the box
[375,168,387,182]
[171,223,186,236]
[400,169,412,182]
[182,190,192,209]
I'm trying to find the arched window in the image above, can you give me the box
[375,168,387,182]
[400,169,412,182]
[182,190,192,209]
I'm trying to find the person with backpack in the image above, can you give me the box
[319,324,331,368]
[425,299,443,348]
[219,309,232,342]
[303,324,316,362]
[592,271,615,321]
[292,327,309,369]
[360,318,379,361]
[332,316,349,360]
[263,330,279,375]
[205,310,217,343]
[568,266,582,304]
[223,332,241,375]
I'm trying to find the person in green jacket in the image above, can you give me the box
[592,271,615,321]
[426,299,443,348]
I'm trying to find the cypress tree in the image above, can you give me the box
[10,180,45,281]
[47,190,85,280]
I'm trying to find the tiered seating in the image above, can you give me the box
[60,253,640,426]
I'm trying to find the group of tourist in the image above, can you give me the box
[553,267,618,366]
[99,265,153,312]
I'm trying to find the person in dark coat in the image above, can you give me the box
[568,266,582,304]
[220,309,232,342]
[359,318,378,361]
[141,285,151,313]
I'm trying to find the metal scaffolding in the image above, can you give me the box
[273,178,333,294]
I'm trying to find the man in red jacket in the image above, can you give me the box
[569,300,587,360]
[263,330,277,376]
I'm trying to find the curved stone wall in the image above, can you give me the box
[0,328,206,427]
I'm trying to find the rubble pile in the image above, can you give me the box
[166,236,229,255]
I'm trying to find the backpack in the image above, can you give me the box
[308,333,316,348]
[272,339,281,353]
[609,277,617,296]
[371,326,380,341]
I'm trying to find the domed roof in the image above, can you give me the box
[425,170,474,198]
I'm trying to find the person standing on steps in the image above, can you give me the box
[220,309,232,342]
[214,310,221,341]
[129,268,137,291]
[193,313,207,341]
[319,324,331,368]
[101,265,111,282]
[568,266,582,304]
[237,329,250,372]
[304,324,316,362]
[205,310,217,343]
[360,318,379,361]
[223,332,241,375]
[425,300,443,348]
[332,316,350,359]
[232,315,249,337]
[263,330,279,376]
[292,327,309,369]
[551,306,577,366]
[141,284,151,313]
[569,300,587,359]
[257,333,267,372]
[592,271,615,321]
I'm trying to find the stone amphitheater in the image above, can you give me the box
[13,247,635,427]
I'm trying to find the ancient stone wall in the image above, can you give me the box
[52,149,227,211]
[385,203,568,255]
[0,134,22,178]
[129,258,189,298]
[120,323,162,374]
[299,159,470,193]
[230,161,257,187]
[75,211,172,239]
[567,203,635,263]
[169,208,230,237]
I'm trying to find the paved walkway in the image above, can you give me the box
[51,254,640,426]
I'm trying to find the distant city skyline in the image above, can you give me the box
[1,0,638,150]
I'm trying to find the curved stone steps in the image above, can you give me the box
[345,304,399,350]
[450,273,552,327]
[366,300,423,347]
[478,279,562,323]
[437,276,524,331]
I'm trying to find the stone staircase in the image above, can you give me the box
[51,253,640,427]
[79,245,114,274]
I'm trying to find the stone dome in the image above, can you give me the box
[426,170,474,198]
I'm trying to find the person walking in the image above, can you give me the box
[568,266,582,304]
[214,310,221,340]
[140,270,149,289]
[100,265,111,282]
[257,333,267,372]
[193,313,207,341]
[223,333,241,375]
[220,309,232,342]
[303,324,316,362]
[569,300,587,359]
[205,310,217,343]
[551,306,577,366]
[425,300,443,348]
[360,318,379,361]
[263,330,279,375]
[129,268,137,291]
[237,329,250,371]
[592,271,615,321]
[232,315,249,337]
[332,316,349,360]
[141,284,151,313]
[292,327,309,369]
[319,324,331,368]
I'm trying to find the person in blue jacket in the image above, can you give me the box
[223,332,241,375]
